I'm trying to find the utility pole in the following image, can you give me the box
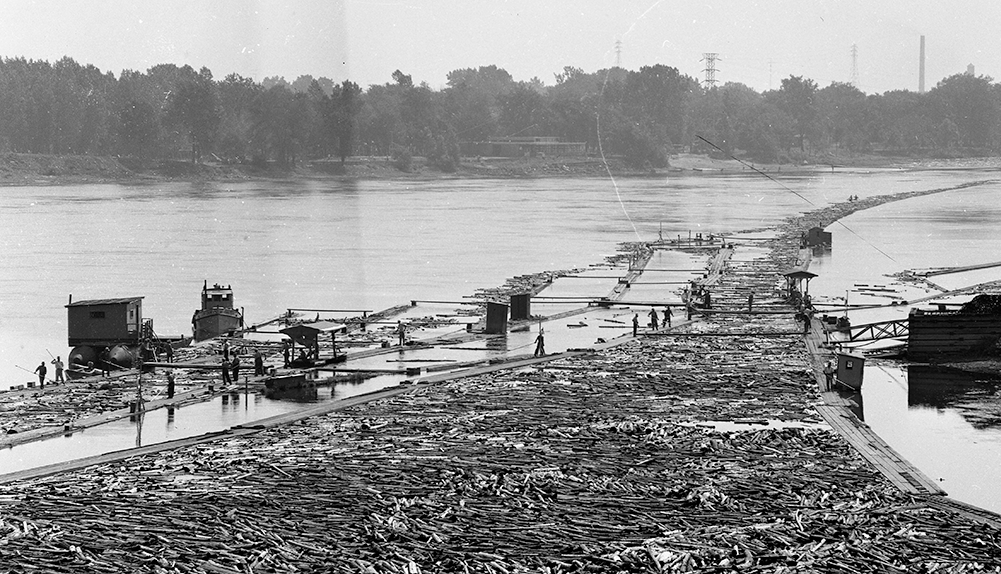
[850,44,859,89]
[701,53,719,88]
[614,40,622,68]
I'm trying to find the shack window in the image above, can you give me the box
[90,311,106,319]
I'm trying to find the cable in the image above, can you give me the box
[695,135,898,263]
[594,0,665,244]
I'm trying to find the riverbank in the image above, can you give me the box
[1,193,999,571]
[3,151,999,187]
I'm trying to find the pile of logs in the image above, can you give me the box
[0,311,998,571]
[2,195,1001,571]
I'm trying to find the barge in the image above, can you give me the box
[907,294,1001,361]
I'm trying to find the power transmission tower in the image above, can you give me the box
[701,53,719,88]
[850,44,859,88]
[768,60,774,90]
[615,40,622,67]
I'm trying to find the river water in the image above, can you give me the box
[1,168,1000,511]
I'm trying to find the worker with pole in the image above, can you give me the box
[33,361,47,388]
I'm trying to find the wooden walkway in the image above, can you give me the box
[814,404,944,495]
[804,321,945,495]
[805,315,1001,527]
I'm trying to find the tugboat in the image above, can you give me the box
[192,281,244,341]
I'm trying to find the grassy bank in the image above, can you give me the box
[3,151,997,187]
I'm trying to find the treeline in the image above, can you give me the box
[2,56,1000,170]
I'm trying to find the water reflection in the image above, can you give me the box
[484,334,509,353]
[265,386,319,403]
[907,365,1001,430]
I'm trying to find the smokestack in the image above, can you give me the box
[919,35,926,93]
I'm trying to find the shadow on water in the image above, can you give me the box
[265,386,319,403]
[907,364,1001,430]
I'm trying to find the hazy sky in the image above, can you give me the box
[2,0,998,94]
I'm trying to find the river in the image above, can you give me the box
[1,168,999,511]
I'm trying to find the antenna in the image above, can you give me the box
[850,44,859,88]
[701,53,719,88]
[614,40,622,67]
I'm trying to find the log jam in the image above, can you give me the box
[1,187,1001,572]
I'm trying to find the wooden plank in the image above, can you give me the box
[815,405,944,495]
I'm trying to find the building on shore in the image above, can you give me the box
[461,137,586,158]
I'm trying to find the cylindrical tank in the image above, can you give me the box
[69,345,98,367]
[106,345,136,368]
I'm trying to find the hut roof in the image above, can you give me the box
[66,296,144,307]
[280,321,347,338]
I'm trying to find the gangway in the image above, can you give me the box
[837,318,909,344]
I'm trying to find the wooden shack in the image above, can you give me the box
[510,293,531,321]
[835,351,865,391]
[66,296,144,347]
[805,226,832,247]
[485,302,509,334]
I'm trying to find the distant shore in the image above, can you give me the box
[2,151,1000,187]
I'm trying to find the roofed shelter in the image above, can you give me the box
[280,321,347,364]
[783,269,817,300]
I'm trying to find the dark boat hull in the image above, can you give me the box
[193,309,242,341]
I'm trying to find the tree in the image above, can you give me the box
[329,80,362,162]
[816,82,868,152]
[442,65,514,143]
[623,64,698,149]
[165,67,221,162]
[775,75,819,151]
[356,82,404,156]
[927,73,1000,149]
[497,82,546,137]
[873,90,936,151]
[391,70,412,89]
[251,84,313,167]
[217,73,262,160]
[117,100,158,157]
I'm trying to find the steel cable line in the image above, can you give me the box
[695,135,898,263]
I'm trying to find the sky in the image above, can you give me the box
[1,0,999,94]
